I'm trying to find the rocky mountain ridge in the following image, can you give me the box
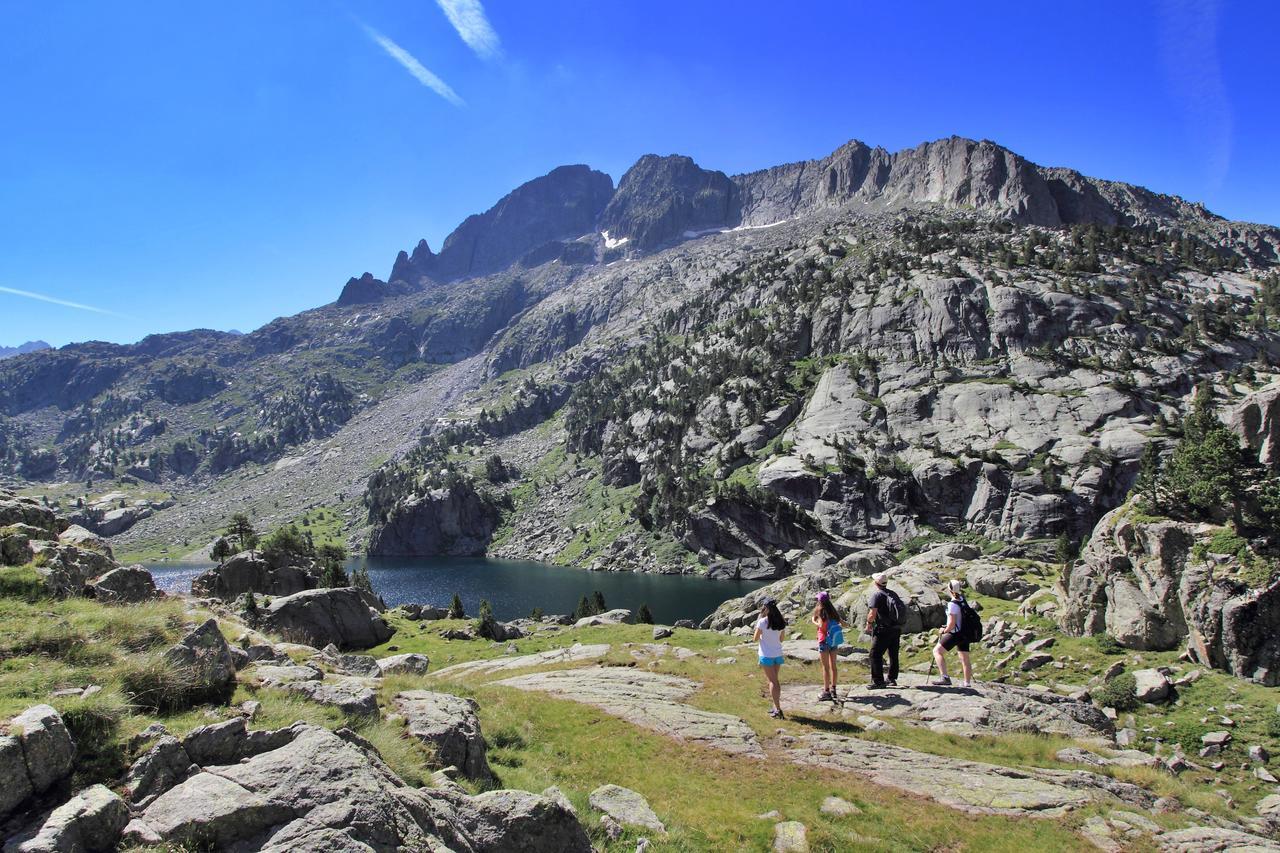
[3,133,1280,571]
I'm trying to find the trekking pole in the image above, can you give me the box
[925,653,934,686]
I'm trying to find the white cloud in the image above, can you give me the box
[362,24,465,107]
[435,0,502,60]
[0,285,132,318]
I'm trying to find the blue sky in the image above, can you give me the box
[1,0,1276,347]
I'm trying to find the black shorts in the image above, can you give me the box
[939,632,970,653]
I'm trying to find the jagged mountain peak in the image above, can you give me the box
[598,153,739,250]
[388,163,614,288]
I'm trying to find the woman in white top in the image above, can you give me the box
[932,578,974,688]
[753,598,787,718]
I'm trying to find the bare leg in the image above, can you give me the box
[764,665,782,712]
[933,643,948,678]
[828,651,838,693]
[959,651,973,683]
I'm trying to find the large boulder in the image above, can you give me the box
[191,552,318,601]
[1060,504,1280,685]
[88,565,159,603]
[0,705,76,822]
[26,542,116,598]
[261,587,394,650]
[393,690,491,780]
[121,722,589,851]
[367,481,503,557]
[3,784,128,853]
[56,524,113,558]
[965,562,1040,601]
[161,619,237,704]
[0,495,64,537]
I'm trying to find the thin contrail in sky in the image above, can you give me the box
[362,24,465,107]
[0,285,133,319]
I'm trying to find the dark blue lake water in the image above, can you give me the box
[145,556,765,624]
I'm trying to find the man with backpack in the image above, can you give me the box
[865,572,905,688]
[933,578,980,688]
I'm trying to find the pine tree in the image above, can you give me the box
[448,593,466,620]
[475,599,499,640]
[636,603,654,624]
[210,537,233,564]
[574,595,592,620]
[225,513,259,552]
[591,590,607,615]
[1135,442,1163,513]
[350,566,374,595]
[1161,385,1252,524]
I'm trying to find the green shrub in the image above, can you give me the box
[447,593,465,619]
[1092,634,1124,656]
[1093,672,1138,711]
[636,603,654,624]
[1161,719,1208,753]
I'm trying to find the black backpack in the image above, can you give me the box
[957,596,983,642]
[881,589,907,630]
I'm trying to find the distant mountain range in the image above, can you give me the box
[0,341,50,360]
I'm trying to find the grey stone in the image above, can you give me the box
[819,796,861,817]
[10,705,76,796]
[781,677,1113,740]
[393,690,491,781]
[1132,669,1171,703]
[377,652,431,676]
[280,677,380,717]
[3,784,129,853]
[261,587,394,650]
[87,565,158,603]
[772,820,809,853]
[589,784,665,833]
[498,667,764,757]
[122,723,590,851]
[786,731,1153,816]
[431,643,610,679]
[313,643,382,677]
[652,626,674,640]
[161,619,236,703]
[191,552,317,601]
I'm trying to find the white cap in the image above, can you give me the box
[949,578,964,594]
[872,572,887,585]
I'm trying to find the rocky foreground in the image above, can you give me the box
[5,488,1280,851]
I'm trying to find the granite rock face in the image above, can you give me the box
[120,722,590,852]
[496,666,764,757]
[368,480,504,557]
[1060,505,1280,685]
[391,164,614,284]
[599,154,739,250]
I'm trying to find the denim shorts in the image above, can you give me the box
[759,655,785,667]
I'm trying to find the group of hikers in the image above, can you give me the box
[752,573,980,719]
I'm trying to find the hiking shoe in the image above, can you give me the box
[769,708,784,719]
[867,682,887,690]
[961,680,975,689]
[931,676,952,686]
[886,680,898,687]
[817,689,833,701]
